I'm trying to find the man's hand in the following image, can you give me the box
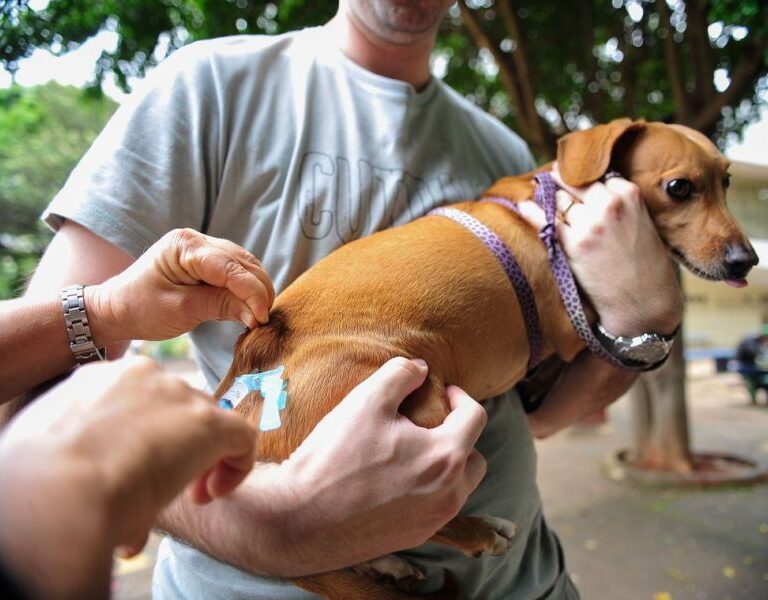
[282,358,488,559]
[516,166,685,438]
[517,165,683,336]
[89,228,276,343]
[0,356,256,598]
[0,224,275,404]
[160,358,489,576]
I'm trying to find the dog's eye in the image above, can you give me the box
[723,174,732,189]
[666,179,693,200]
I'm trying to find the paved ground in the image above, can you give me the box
[537,366,768,600]
[111,363,768,599]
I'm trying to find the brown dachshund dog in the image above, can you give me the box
[215,118,757,599]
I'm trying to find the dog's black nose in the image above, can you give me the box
[724,243,759,279]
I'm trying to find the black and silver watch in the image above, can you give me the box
[593,322,678,370]
[60,284,106,365]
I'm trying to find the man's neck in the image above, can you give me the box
[326,13,434,90]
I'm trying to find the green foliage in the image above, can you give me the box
[435,0,767,158]
[0,82,116,298]
[140,336,192,361]
[0,1,337,89]
[1,0,764,159]
[0,1,764,277]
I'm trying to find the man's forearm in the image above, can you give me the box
[0,295,129,405]
[155,464,312,578]
[156,450,447,577]
[527,350,637,438]
[0,298,76,403]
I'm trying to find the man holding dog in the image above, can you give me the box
[5,0,682,597]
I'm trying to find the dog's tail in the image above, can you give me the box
[213,308,290,399]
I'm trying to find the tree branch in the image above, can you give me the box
[684,0,717,106]
[576,0,605,122]
[496,1,536,126]
[689,38,768,134]
[656,0,689,121]
[458,2,530,140]
[615,18,637,118]
[497,0,556,156]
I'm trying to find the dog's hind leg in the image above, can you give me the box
[295,568,460,600]
[431,515,517,557]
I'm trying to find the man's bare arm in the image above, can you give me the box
[0,225,134,403]
[157,358,489,576]
[1,222,272,404]
[13,225,489,575]
[519,169,684,438]
[527,351,636,438]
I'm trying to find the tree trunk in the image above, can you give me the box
[628,329,693,472]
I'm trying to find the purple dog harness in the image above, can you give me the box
[531,172,629,369]
[428,205,544,370]
[429,171,632,371]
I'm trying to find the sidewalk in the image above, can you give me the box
[537,367,768,600]
[112,363,768,599]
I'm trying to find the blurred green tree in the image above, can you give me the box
[1,0,765,159]
[0,82,116,298]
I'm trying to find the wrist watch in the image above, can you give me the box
[593,322,678,370]
[60,284,106,364]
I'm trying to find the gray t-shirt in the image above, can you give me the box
[45,26,574,599]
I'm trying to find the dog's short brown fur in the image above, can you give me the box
[216,119,757,599]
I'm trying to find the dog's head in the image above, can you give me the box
[557,118,759,286]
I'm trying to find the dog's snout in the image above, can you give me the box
[724,243,759,279]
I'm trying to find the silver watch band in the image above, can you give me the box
[593,322,677,370]
[60,285,105,364]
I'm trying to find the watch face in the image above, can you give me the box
[619,341,669,363]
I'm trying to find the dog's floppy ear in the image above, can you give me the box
[557,118,645,186]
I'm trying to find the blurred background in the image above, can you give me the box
[1,1,766,598]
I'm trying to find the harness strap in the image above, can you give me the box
[533,171,633,370]
[428,206,543,371]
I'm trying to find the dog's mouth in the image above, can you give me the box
[669,247,748,288]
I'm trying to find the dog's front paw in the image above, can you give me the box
[475,515,517,557]
[353,554,427,591]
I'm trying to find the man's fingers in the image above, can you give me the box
[186,459,249,505]
[205,236,277,307]
[203,285,266,329]
[549,164,588,200]
[115,530,150,559]
[206,409,257,472]
[170,231,274,325]
[436,385,488,450]
[205,460,252,500]
[550,165,608,209]
[197,255,272,325]
[187,467,215,504]
[603,174,639,200]
[343,357,429,416]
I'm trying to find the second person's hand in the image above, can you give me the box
[88,228,276,344]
